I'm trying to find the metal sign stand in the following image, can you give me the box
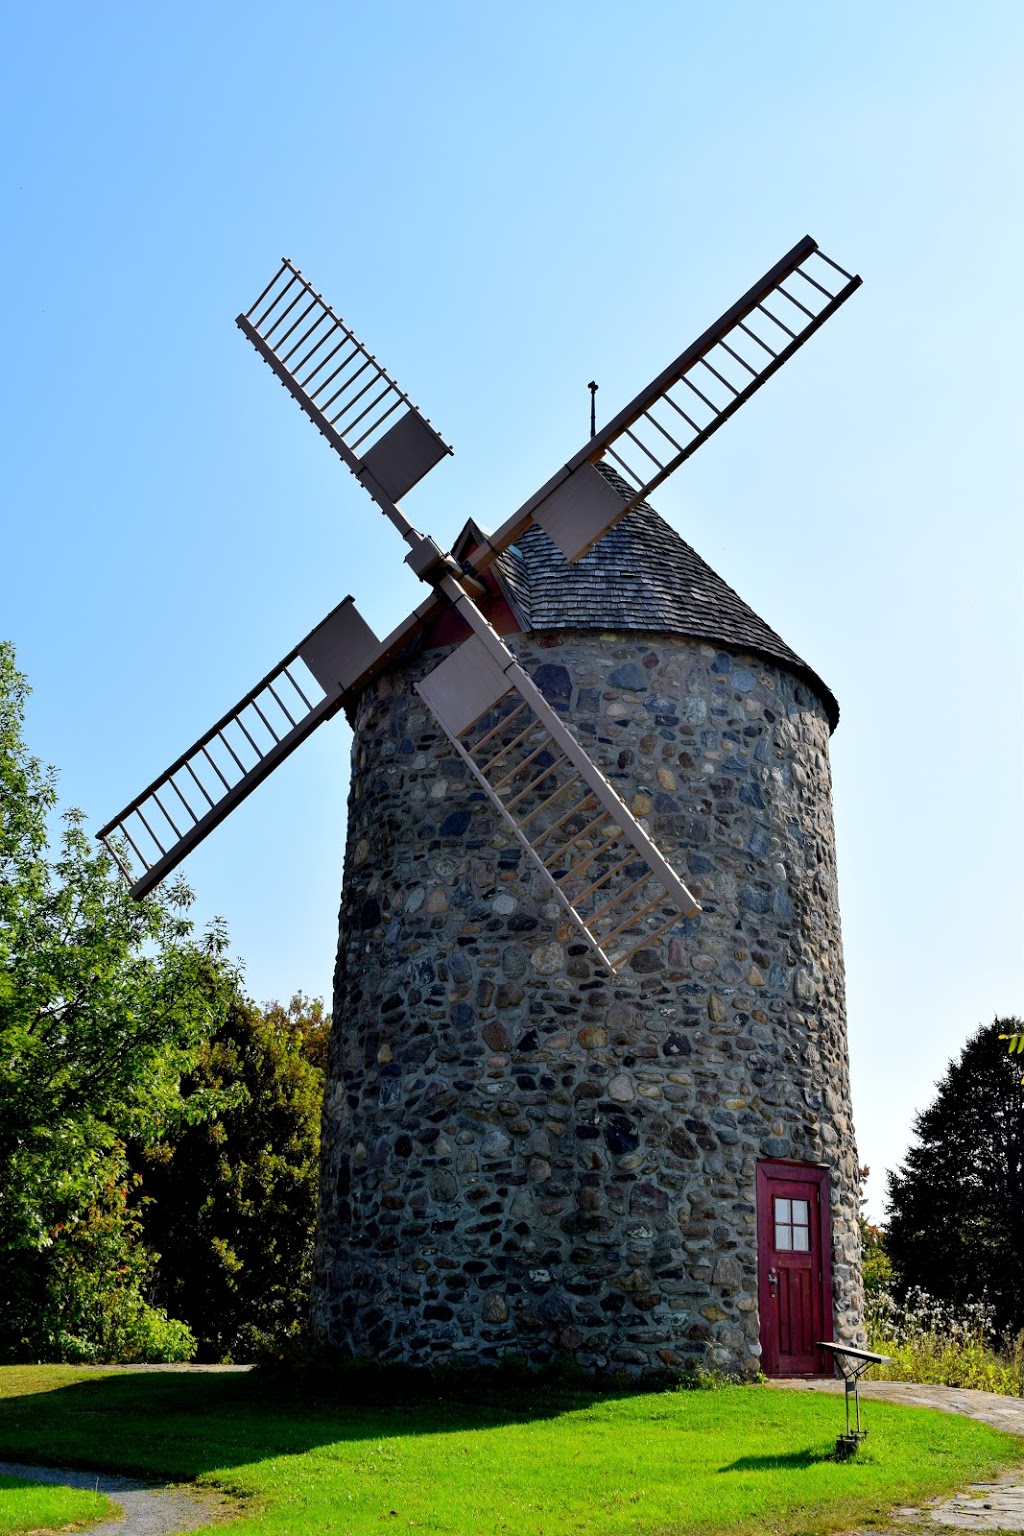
[817,1342,892,1458]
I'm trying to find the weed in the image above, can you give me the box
[867,1287,1024,1394]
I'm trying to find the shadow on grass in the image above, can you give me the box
[0,1366,652,1481]
[720,1449,836,1472]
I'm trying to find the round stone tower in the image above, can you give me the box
[312,502,864,1376]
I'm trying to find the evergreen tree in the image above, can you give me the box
[886,1018,1024,1336]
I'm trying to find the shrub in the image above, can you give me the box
[2,1144,195,1364]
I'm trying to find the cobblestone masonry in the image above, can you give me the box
[312,628,864,1374]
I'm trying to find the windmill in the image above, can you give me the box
[99,236,860,973]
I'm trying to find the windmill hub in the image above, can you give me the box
[404,532,464,585]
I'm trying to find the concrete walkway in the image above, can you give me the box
[773,1377,1024,1528]
[0,1460,225,1536]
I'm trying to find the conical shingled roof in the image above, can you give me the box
[489,495,839,732]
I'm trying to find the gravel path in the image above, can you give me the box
[0,1460,224,1536]
[773,1378,1024,1528]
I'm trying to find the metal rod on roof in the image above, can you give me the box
[589,381,598,438]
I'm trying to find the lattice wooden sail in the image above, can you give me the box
[98,599,379,899]
[237,258,452,509]
[417,624,699,972]
[478,236,861,566]
[100,236,861,970]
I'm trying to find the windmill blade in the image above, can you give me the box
[101,238,859,908]
[237,259,452,516]
[418,585,700,973]
[98,598,381,899]
[475,236,861,566]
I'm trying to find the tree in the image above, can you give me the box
[0,640,238,1360]
[133,993,325,1361]
[264,991,330,1073]
[1001,1023,1024,1075]
[856,1165,893,1299]
[886,1018,1024,1337]
[859,1220,893,1299]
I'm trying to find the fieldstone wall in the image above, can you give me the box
[312,629,864,1374]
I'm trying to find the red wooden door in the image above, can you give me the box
[757,1161,832,1376]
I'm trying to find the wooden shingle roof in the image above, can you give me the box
[480,479,839,731]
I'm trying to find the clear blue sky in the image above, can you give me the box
[2,1,1021,1219]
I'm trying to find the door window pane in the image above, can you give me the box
[792,1199,810,1250]
[774,1193,812,1254]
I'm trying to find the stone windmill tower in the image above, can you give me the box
[100,238,865,1377]
[313,502,862,1377]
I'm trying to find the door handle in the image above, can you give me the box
[768,1267,778,1293]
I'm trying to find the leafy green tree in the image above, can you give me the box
[859,1220,893,1299]
[886,1018,1024,1336]
[8,1141,196,1363]
[0,640,237,1360]
[1001,1023,1024,1075]
[856,1164,893,1298]
[264,991,330,1073]
[134,993,326,1361]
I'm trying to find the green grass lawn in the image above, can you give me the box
[0,1472,115,1535]
[0,1366,1019,1536]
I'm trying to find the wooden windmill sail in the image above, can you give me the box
[99,236,860,970]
